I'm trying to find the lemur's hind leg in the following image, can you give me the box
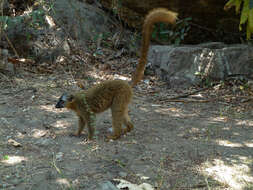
[107,94,131,140]
[123,108,134,133]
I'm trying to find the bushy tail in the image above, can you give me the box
[131,8,178,87]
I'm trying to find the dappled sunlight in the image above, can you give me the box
[244,142,253,147]
[217,140,253,148]
[196,49,215,76]
[14,78,26,84]
[88,71,108,80]
[139,106,149,112]
[56,178,71,188]
[217,140,244,148]
[39,105,66,113]
[1,1,251,189]
[31,129,48,138]
[236,119,253,127]
[202,159,253,189]
[88,71,131,82]
[45,15,56,28]
[154,107,197,117]
[1,156,28,165]
[54,120,71,129]
[113,74,131,81]
[210,116,228,122]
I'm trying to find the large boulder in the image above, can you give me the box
[148,42,253,87]
[2,0,111,59]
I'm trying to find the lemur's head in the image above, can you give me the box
[55,93,74,109]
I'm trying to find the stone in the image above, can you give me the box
[113,179,154,190]
[148,42,253,88]
[35,138,54,146]
[97,181,119,190]
[0,49,15,73]
[56,152,64,162]
[118,171,127,177]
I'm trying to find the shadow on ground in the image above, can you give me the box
[0,72,253,190]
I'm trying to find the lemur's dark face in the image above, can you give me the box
[55,93,73,108]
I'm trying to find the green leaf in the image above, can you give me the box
[240,0,250,29]
[3,155,9,160]
[248,8,253,30]
[224,0,237,10]
[235,0,242,13]
[184,17,192,21]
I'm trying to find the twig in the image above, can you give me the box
[0,72,11,81]
[2,30,19,58]
[2,31,20,73]
[159,86,210,101]
[165,98,213,103]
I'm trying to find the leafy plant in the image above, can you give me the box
[112,0,123,15]
[152,17,192,45]
[3,155,9,160]
[30,9,46,28]
[0,8,46,32]
[224,0,253,39]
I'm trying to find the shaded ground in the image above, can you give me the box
[0,68,253,190]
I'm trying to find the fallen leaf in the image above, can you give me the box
[8,139,22,147]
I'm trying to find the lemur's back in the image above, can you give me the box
[84,80,132,113]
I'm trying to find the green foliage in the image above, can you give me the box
[224,0,253,39]
[3,155,9,160]
[111,0,123,15]
[0,7,46,31]
[30,9,46,28]
[151,17,191,45]
[0,16,8,30]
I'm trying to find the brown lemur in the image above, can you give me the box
[55,8,178,140]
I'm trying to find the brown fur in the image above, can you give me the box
[57,80,133,140]
[131,8,177,86]
[56,8,177,140]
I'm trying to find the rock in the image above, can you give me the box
[1,117,10,126]
[118,171,127,177]
[56,152,64,162]
[136,174,150,180]
[10,178,23,186]
[53,0,110,44]
[97,181,119,190]
[148,42,253,88]
[35,138,54,146]
[2,0,111,60]
[113,179,154,190]
[32,129,47,138]
[7,139,22,147]
[0,49,15,73]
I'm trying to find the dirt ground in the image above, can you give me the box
[0,69,253,190]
